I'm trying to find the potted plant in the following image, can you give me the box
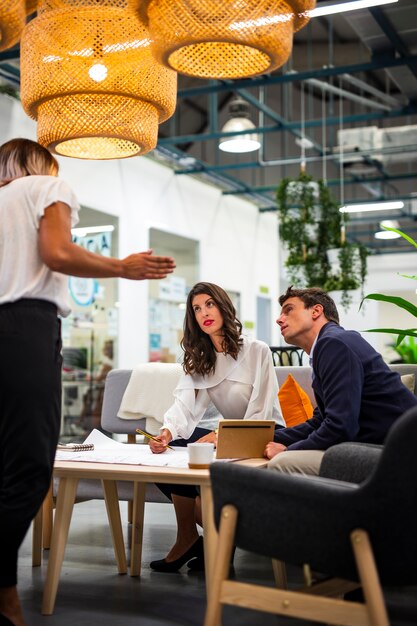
[362,226,417,349]
[388,335,417,364]
[276,170,368,310]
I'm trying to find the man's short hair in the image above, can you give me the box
[279,286,340,324]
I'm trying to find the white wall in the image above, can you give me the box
[0,97,280,366]
[3,96,416,365]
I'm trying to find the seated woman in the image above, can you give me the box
[149,281,284,572]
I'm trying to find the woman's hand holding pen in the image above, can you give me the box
[149,428,172,454]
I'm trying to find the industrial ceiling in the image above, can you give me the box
[1,0,416,255]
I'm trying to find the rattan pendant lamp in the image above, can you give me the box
[0,0,37,52]
[20,0,177,160]
[138,0,316,79]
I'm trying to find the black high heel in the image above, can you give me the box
[187,544,236,572]
[150,536,204,572]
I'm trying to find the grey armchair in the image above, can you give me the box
[205,406,417,626]
[319,441,383,484]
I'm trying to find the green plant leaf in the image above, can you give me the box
[396,333,406,347]
[382,226,417,249]
[398,273,417,281]
[364,328,417,339]
[361,293,417,317]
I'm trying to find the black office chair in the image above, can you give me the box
[269,345,304,366]
[206,406,417,626]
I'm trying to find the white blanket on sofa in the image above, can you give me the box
[117,362,183,433]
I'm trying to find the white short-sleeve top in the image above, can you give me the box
[163,336,284,441]
[0,175,80,316]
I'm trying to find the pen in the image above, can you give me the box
[135,427,174,450]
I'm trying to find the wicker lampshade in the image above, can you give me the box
[0,1,26,52]
[20,0,177,159]
[0,1,37,52]
[138,0,316,79]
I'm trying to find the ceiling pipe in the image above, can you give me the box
[305,77,393,111]
[177,141,417,174]
[340,73,404,108]
[222,171,417,195]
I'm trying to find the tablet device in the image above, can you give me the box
[215,420,275,459]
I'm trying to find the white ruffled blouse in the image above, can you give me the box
[162,336,284,441]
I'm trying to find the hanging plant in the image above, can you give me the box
[276,170,368,311]
[0,85,20,100]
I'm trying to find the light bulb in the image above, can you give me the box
[88,63,108,82]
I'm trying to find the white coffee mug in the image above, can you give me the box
[187,442,215,469]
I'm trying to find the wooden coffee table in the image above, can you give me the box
[41,458,267,615]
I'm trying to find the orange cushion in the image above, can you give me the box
[278,374,314,427]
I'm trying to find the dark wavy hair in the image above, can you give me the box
[181,282,243,376]
[279,286,340,324]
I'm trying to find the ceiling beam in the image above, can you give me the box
[176,55,417,99]
[370,7,417,80]
[159,103,417,148]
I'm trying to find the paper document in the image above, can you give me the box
[55,429,189,467]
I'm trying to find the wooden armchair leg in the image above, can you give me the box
[204,504,238,626]
[351,529,390,626]
[272,559,288,589]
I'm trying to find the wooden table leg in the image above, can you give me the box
[41,477,78,615]
[42,482,54,550]
[102,480,127,575]
[130,482,146,577]
[200,483,216,599]
[32,502,43,567]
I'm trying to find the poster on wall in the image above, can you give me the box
[159,276,187,302]
[72,232,112,257]
[69,276,97,307]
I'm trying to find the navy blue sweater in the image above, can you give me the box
[275,322,417,450]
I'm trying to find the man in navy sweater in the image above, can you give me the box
[266,286,417,475]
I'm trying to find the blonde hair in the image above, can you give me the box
[0,138,59,185]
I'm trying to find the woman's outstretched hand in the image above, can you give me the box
[121,250,176,280]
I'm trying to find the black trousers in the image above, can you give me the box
[0,299,62,587]
[157,427,211,500]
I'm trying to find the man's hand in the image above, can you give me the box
[149,428,173,454]
[265,442,287,459]
[121,250,176,280]
[196,431,217,446]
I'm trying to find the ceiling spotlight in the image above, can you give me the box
[219,98,260,154]
[71,225,115,237]
[309,0,398,18]
[374,219,401,240]
[340,201,404,213]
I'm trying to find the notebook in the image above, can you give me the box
[57,443,94,451]
[215,420,275,459]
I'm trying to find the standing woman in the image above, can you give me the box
[0,138,175,626]
[149,282,284,572]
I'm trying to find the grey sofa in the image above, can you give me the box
[97,362,417,503]
[62,358,417,502]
